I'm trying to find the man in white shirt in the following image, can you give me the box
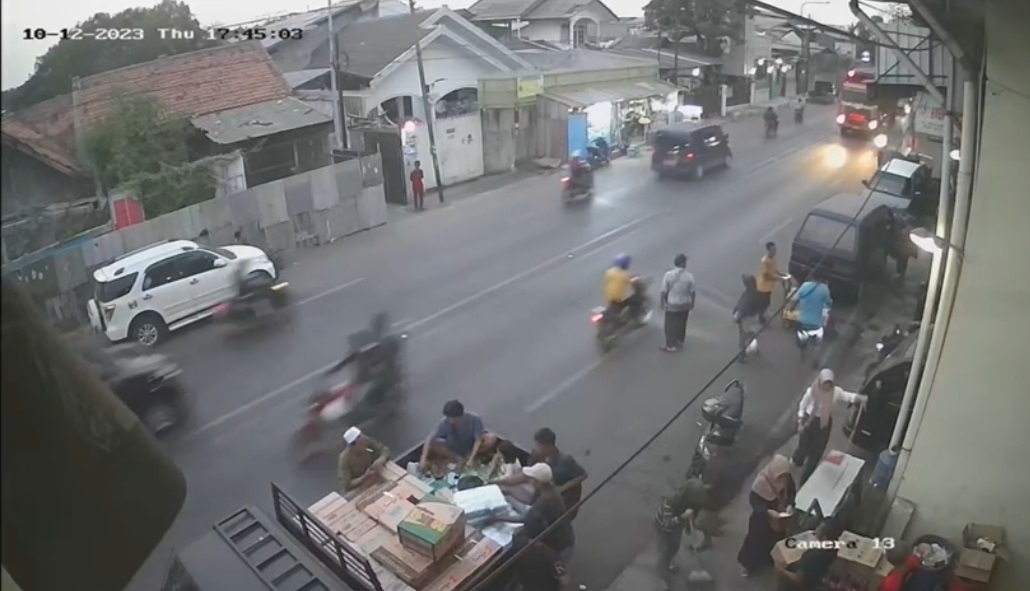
[792,369,868,483]
[660,254,696,352]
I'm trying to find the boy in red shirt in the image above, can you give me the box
[410,161,425,210]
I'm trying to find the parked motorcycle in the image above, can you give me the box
[590,277,652,353]
[687,380,746,482]
[794,107,804,124]
[586,138,611,168]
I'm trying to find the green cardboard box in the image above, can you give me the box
[397,500,467,561]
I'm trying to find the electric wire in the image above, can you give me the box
[464,150,889,591]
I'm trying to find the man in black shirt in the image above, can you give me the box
[496,428,588,521]
[513,516,571,591]
[492,463,576,563]
[776,521,841,590]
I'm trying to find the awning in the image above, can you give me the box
[542,80,680,109]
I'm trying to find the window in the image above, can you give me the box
[95,273,138,302]
[143,259,184,291]
[839,87,867,104]
[797,216,858,252]
[870,172,910,196]
[177,251,219,278]
[209,247,238,260]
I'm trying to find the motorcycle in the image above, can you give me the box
[687,380,746,482]
[213,276,291,330]
[561,171,594,204]
[794,107,804,124]
[795,306,830,367]
[765,118,779,138]
[591,277,652,353]
[289,334,408,463]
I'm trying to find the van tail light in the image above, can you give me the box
[561,177,570,188]
[590,312,604,324]
[103,304,116,322]
[683,152,695,160]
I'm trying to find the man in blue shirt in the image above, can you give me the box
[419,399,498,472]
[792,274,832,330]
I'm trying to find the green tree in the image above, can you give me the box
[644,0,744,57]
[5,0,220,111]
[84,93,215,217]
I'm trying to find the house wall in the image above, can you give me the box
[722,15,772,77]
[481,105,537,174]
[521,20,567,43]
[1,147,92,218]
[3,155,387,330]
[891,2,1030,589]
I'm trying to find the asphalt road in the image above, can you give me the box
[128,106,882,590]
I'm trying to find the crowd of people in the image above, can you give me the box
[336,399,589,591]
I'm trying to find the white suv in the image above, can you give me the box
[87,240,277,346]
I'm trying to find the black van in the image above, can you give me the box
[842,332,918,453]
[788,192,910,302]
[651,123,732,180]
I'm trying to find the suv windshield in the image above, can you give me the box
[798,215,858,253]
[871,172,910,196]
[95,273,138,303]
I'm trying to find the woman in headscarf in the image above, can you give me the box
[793,369,868,484]
[737,454,796,577]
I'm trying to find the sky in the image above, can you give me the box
[1,0,869,90]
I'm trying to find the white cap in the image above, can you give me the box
[343,427,362,445]
[818,368,835,385]
[522,463,553,483]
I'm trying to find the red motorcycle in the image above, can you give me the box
[289,380,362,463]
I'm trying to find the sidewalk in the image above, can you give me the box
[601,263,929,591]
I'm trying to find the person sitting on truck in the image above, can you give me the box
[490,463,576,564]
[419,399,499,472]
[338,427,390,493]
[495,428,588,521]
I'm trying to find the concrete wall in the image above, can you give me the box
[520,20,566,43]
[3,155,387,330]
[893,1,1030,588]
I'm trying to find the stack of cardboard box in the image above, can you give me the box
[308,474,502,591]
[830,531,893,590]
[954,523,1010,589]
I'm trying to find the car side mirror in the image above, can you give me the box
[213,259,228,268]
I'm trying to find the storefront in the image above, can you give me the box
[478,65,678,173]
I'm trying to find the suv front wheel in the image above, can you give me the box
[130,312,168,347]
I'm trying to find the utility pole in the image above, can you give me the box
[407,0,445,203]
[327,0,347,151]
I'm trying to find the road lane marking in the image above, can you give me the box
[402,214,660,332]
[293,277,366,307]
[524,296,734,414]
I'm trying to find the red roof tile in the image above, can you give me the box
[75,41,292,129]
[1,42,291,175]
[1,94,82,175]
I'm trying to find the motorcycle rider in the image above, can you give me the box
[763,107,779,136]
[325,313,402,408]
[568,151,593,195]
[604,253,640,319]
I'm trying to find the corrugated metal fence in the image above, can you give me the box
[3,155,387,331]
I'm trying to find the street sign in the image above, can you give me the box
[912,91,948,139]
[517,75,543,99]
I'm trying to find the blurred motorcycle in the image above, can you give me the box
[687,380,746,484]
[591,277,652,353]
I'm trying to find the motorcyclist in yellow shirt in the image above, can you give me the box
[605,253,637,317]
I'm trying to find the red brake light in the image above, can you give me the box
[590,313,603,324]
[684,152,695,160]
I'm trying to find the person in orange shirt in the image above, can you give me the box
[755,242,788,322]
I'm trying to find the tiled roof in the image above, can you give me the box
[0,94,82,175]
[75,42,292,129]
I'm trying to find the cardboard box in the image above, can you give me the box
[421,537,502,591]
[311,495,353,525]
[328,504,379,542]
[363,495,416,533]
[394,474,433,501]
[309,492,346,515]
[357,524,397,556]
[369,562,415,591]
[771,530,817,569]
[372,536,438,588]
[836,531,884,569]
[398,501,467,561]
[956,524,1010,583]
[352,481,397,509]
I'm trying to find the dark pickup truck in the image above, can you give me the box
[163,442,530,591]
